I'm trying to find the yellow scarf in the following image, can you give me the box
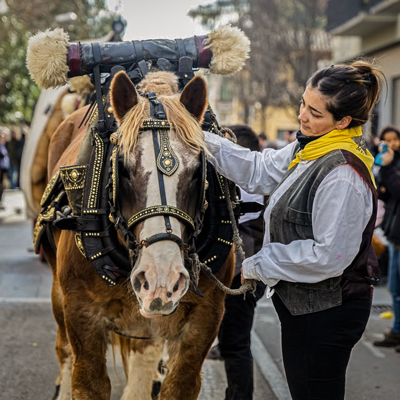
[288,126,376,187]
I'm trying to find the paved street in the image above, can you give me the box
[0,190,399,399]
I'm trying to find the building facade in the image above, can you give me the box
[328,0,400,133]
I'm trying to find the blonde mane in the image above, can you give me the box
[117,72,207,161]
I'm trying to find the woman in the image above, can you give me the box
[373,126,400,351]
[204,61,385,400]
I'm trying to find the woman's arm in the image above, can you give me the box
[204,132,298,195]
[242,165,373,286]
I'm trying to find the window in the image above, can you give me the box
[220,78,234,101]
[392,76,400,127]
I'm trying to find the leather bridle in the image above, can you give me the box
[108,91,207,272]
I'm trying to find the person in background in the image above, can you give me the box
[373,126,400,351]
[204,61,384,400]
[258,132,267,150]
[212,124,266,400]
[283,130,296,144]
[6,127,25,189]
[0,131,10,210]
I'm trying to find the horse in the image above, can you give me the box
[43,70,235,400]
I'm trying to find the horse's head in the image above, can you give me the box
[110,71,208,318]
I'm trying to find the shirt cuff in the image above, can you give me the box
[242,256,259,280]
[242,255,279,287]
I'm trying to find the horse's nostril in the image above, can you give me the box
[173,273,188,293]
[167,291,172,298]
[133,271,147,293]
[133,277,141,293]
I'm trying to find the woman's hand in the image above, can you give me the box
[240,267,245,285]
[380,145,394,166]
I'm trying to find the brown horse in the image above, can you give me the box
[44,70,234,399]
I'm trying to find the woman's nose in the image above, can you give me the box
[298,110,306,121]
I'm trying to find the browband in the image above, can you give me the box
[128,205,195,231]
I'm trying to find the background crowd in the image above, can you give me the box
[0,126,25,210]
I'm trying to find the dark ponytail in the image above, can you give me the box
[307,60,386,128]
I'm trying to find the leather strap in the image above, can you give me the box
[152,129,172,232]
[146,92,166,119]
[133,40,144,63]
[141,232,184,249]
[92,42,107,133]
[176,39,186,59]
[127,205,195,230]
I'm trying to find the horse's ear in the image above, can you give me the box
[179,76,208,123]
[110,71,138,122]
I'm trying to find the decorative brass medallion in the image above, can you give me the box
[157,131,179,176]
[60,166,87,190]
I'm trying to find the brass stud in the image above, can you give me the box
[107,106,113,114]
[70,170,78,180]
[110,132,119,145]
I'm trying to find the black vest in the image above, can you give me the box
[270,150,378,315]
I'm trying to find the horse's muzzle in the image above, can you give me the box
[131,268,189,318]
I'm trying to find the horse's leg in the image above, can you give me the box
[43,239,72,400]
[63,294,111,400]
[120,339,164,400]
[160,249,234,400]
[53,279,72,400]
[161,298,227,399]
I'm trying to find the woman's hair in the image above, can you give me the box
[379,125,400,141]
[307,60,386,128]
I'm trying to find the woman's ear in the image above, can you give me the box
[336,116,352,130]
[110,71,139,122]
[179,75,208,123]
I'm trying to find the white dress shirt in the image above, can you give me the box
[204,132,373,287]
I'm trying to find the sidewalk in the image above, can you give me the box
[0,189,27,225]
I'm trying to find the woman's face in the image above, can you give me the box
[383,131,400,152]
[298,86,338,137]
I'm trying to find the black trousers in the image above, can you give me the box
[272,290,372,400]
[218,274,266,400]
